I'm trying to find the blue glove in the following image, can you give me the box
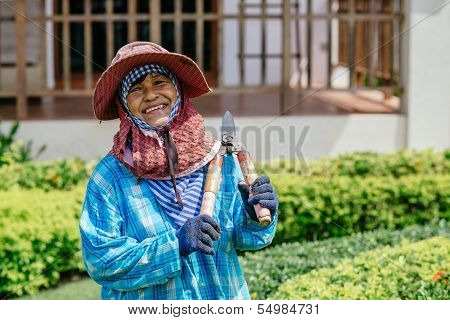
[237,176,278,222]
[175,215,221,256]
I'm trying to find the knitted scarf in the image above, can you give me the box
[111,94,219,178]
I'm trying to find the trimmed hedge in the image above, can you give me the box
[0,185,86,298]
[0,158,95,191]
[258,149,450,177]
[0,151,448,298]
[0,150,448,191]
[271,237,450,300]
[0,173,448,297]
[240,221,450,299]
[271,173,450,243]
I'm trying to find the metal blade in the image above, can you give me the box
[221,110,236,138]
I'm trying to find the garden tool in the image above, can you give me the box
[200,111,272,226]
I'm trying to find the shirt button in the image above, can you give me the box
[201,282,205,287]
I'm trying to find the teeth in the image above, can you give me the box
[144,104,166,114]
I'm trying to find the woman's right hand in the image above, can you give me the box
[175,215,221,256]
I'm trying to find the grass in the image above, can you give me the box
[16,276,101,300]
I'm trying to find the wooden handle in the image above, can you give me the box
[200,155,223,216]
[237,151,272,226]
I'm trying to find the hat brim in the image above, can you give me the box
[93,51,212,121]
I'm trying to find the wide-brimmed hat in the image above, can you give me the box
[93,41,212,121]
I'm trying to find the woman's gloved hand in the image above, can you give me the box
[238,176,278,222]
[176,215,221,256]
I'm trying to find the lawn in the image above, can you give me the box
[16,276,100,300]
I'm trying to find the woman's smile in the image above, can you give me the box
[142,103,169,114]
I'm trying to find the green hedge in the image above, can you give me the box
[240,221,450,299]
[258,149,450,177]
[271,237,450,300]
[0,158,95,191]
[0,185,86,298]
[0,155,448,297]
[0,173,448,297]
[0,149,448,191]
[271,173,450,243]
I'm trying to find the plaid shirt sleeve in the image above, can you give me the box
[79,168,182,292]
[229,156,278,251]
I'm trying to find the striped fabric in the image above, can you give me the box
[119,64,181,131]
[148,168,205,228]
[79,153,278,300]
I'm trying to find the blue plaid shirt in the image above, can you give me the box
[79,154,277,299]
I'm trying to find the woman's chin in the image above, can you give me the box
[147,116,169,127]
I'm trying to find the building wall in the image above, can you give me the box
[1,0,448,160]
[2,115,406,161]
[404,0,450,150]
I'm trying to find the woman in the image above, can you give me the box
[79,42,278,300]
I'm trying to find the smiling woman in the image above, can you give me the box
[118,64,183,132]
[126,73,177,127]
[80,42,278,300]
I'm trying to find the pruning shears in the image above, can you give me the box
[199,111,272,226]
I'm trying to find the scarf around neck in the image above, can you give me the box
[119,64,186,205]
[111,92,219,179]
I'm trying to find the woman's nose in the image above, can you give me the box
[143,87,158,101]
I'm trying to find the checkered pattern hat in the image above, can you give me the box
[93,42,212,121]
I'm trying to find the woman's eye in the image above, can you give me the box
[130,86,141,92]
[154,80,166,85]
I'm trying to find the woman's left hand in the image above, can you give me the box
[237,176,278,222]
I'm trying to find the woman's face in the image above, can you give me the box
[126,72,177,127]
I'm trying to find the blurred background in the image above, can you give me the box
[0,0,448,300]
[0,0,447,160]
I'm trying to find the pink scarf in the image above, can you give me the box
[109,93,220,182]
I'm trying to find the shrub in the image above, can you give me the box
[240,221,450,299]
[0,185,86,298]
[1,149,448,192]
[0,158,95,191]
[271,237,450,299]
[0,120,46,166]
[258,149,450,178]
[271,173,450,243]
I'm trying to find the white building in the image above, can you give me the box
[0,0,448,161]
